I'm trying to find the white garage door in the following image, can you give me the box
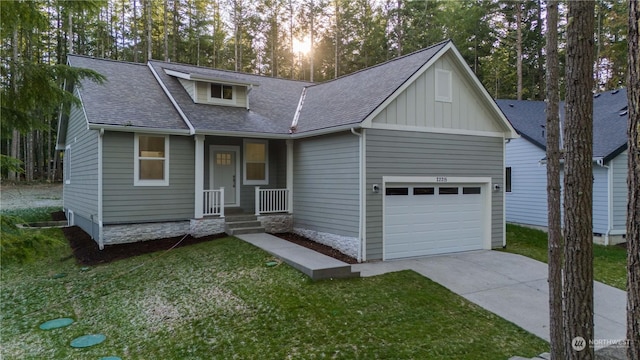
[384,183,486,260]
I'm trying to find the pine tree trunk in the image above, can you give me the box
[516,0,523,100]
[9,29,20,182]
[563,1,595,359]
[133,0,138,62]
[309,2,314,82]
[172,0,178,62]
[146,0,152,61]
[545,2,563,359]
[67,10,73,54]
[626,1,640,359]
[163,0,168,61]
[334,0,339,79]
[26,132,34,182]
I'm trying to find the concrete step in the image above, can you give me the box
[225,220,262,229]
[225,214,258,222]
[228,226,265,235]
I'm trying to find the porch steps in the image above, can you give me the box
[225,213,265,236]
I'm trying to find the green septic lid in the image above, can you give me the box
[100,357,122,360]
[39,318,74,330]
[52,273,67,279]
[70,334,106,348]
[266,261,278,267]
[80,267,90,272]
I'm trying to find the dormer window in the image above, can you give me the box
[211,83,233,100]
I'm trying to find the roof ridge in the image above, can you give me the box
[303,39,451,89]
[67,54,148,67]
[149,59,314,85]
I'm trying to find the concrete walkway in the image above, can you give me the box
[236,233,359,280]
[352,250,627,351]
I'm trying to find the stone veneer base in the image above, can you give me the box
[292,228,359,259]
[102,218,225,245]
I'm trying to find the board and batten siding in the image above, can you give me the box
[365,129,505,260]
[293,132,360,238]
[611,151,628,231]
[102,132,194,223]
[505,137,548,227]
[63,99,99,238]
[371,52,504,134]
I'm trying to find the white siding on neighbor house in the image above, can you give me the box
[64,98,100,238]
[592,166,609,234]
[366,129,504,261]
[505,137,548,227]
[611,151,628,231]
[102,132,195,223]
[293,132,360,238]
[372,52,503,134]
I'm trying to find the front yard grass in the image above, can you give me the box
[503,224,627,290]
[2,229,548,359]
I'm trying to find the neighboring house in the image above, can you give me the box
[57,40,517,262]
[497,89,629,245]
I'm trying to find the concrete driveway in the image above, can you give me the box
[352,250,627,350]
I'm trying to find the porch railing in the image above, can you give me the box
[203,188,225,217]
[255,187,289,215]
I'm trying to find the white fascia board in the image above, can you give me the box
[88,123,191,135]
[290,123,362,139]
[164,69,191,80]
[367,122,507,138]
[148,62,195,135]
[383,175,492,184]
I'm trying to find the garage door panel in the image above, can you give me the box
[384,182,486,260]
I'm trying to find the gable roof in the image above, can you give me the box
[294,41,447,133]
[496,88,628,162]
[67,55,188,131]
[65,40,515,139]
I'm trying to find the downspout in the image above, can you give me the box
[98,128,104,250]
[351,127,364,262]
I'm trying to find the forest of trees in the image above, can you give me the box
[0,0,631,181]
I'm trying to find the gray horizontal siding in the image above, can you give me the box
[505,137,548,227]
[63,99,99,238]
[365,129,504,260]
[102,132,195,223]
[293,132,359,237]
[611,151,628,231]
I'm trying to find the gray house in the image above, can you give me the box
[57,40,517,261]
[497,89,629,245]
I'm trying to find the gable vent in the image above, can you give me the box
[594,93,601,98]
[611,89,620,95]
[435,69,452,103]
[619,110,628,116]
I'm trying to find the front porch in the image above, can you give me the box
[192,134,294,233]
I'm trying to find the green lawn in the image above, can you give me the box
[503,224,627,290]
[1,217,548,359]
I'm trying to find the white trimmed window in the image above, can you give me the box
[435,68,453,102]
[243,139,268,185]
[134,134,169,186]
[64,145,71,184]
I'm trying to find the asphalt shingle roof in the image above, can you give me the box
[68,55,188,130]
[496,88,628,161]
[149,61,311,134]
[69,40,454,137]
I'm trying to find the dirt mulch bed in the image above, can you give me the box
[62,225,226,266]
[54,211,357,266]
[273,232,358,264]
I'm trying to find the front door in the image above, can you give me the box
[210,146,239,206]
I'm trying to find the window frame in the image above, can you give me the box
[207,82,235,104]
[243,139,269,185]
[134,133,170,187]
[435,68,453,103]
[505,167,512,192]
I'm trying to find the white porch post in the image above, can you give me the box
[286,139,293,213]
[255,186,261,216]
[194,135,205,219]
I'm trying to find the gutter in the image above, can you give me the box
[88,123,191,135]
[147,62,195,135]
[351,127,365,262]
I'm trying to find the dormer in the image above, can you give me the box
[164,69,258,109]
